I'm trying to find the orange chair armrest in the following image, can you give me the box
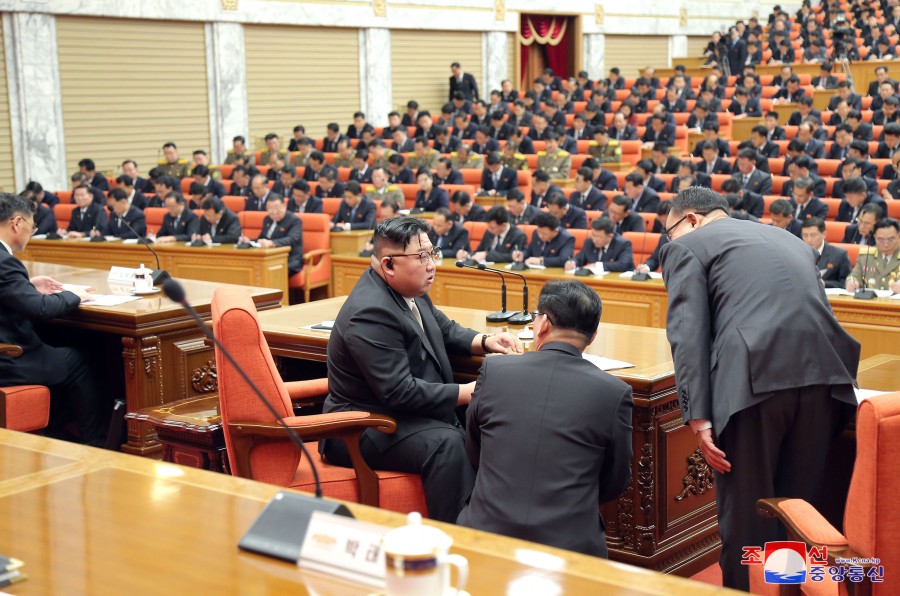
[228,412,396,441]
[303,248,331,266]
[0,344,23,358]
[285,379,329,404]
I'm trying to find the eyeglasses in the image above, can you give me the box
[874,236,898,244]
[389,246,442,265]
[14,216,38,236]
[530,310,555,326]
[663,215,689,240]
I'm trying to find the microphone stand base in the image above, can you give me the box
[507,312,534,326]
[151,269,171,286]
[486,310,516,323]
[509,262,528,271]
[853,289,877,300]
[631,272,651,282]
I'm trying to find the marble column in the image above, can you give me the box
[205,22,249,165]
[3,12,67,191]
[670,34,688,66]
[482,31,507,95]
[359,28,392,127]
[583,33,605,81]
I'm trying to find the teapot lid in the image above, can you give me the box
[382,512,452,555]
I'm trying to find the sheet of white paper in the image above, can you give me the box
[122,238,140,244]
[32,234,47,240]
[564,268,608,276]
[855,388,889,404]
[582,353,635,371]
[619,271,662,279]
[874,289,893,298]
[516,328,534,340]
[84,295,142,307]
[60,284,92,293]
[505,263,545,270]
[890,293,900,300]
[300,320,335,331]
[824,288,854,296]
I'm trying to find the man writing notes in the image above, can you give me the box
[322,217,522,522]
[457,280,633,556]
[660,187,859,591]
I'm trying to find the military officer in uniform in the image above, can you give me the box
[501,141,529,171]
[450,144,484,170]
[224,136,254,165]
[407,137,440,171]
[192,150,222,181]
[846,218,900,292]
[364,167,405,205]
[588,128,622,163]
[259,133,288,166]
[370,141,397,170]
[333,140,356,168]
[158,142,190,179]
[537,132,572,178]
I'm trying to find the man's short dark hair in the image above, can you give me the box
[265,193,285,205]
[188,182,205,195]
[344,180,362,196]
[532,212,560,230]
[875,217,900,233]
[793,155,814,171]
[769,198,794,217]
[506,188,525,202]
[0,193,34,220]
[536,280,602,340]
[233,135,246,144]
[721,178,741,193]
[737,148,758,161]
[434,206,452,220]
[264,133,279,142]
[548,194,569,209]
[320,167,337,182]
[624,172,644,187]
[373,216,430,257]
[801,217,826,232]
[450,190,472,206]
[485,205,508,225]
[591,216,615,234]
[533,169,550,183]
[202,196,224,212]
[843,177,868,195]
[192,164,209,178]
[116,175,134,187]
[109,187,128,202]
[78,158,96,172]
[611,195,632,211]
[657,200,672,216]
[309,151,325,163]
[670,186,729,216]
[388,153,406,167]
[166,192,186,205]
[486,151,503,166]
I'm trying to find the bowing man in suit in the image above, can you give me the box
[569,167,607,211]
[458,279,633,556]
[661,187,859,591]
[801,218,851,289]
[195,197,242,244]
[565,217,634,272]
[290,179,324,214]
[428,208,470,258]
[332,181,377,231]
[547,194,588,230]
[413,170,450,213]
[505,188,540,226]
[64,185,108,239]
[520,213,576,267]
[462,206,527,263]
[238,193,303,276]
[733,149,773,196]
[0,194,107,444]
[154,192,200,244]
[479,151,518,197]
[322,217,521,522]
[97,189,146,239]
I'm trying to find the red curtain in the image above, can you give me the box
[519,14,570,87]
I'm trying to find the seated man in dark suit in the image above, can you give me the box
[457,279,633,556]
[791,176,829,220]
[70,172,104,205]
[195,197,242,244]
[460,206,527,263]
[529,170,562,209]
[565,216,634,273]
[448,190,486,223]
[519,212,575,267]
[623,172,660,214]
[547,193,588,230]
[801,218,851,289]
[697,141,732,176]
[228,165,252,197]
[386,153,415,185]
[153,192,200,244]
[0,194,106,445]
[428,208,469,258]
[315,167,346,200]
[433,158,464,186]
[332,181,377,231]
[836,176,886,222]
[191,165,227,198]
[635,159,668,194]
[63,184,108,239]
[478,151,518,197]
[733,148,773,196]
[842,203,882,246]
[641,114,676,148]
[412,170,450,213]
[78,158,109,192]
[290,179,323,214]
[114,175,148,211]
[721,178,764,219]
[787,96,821,127]
[96,188,146,240]
[322,217,521,522]
[769,198,802,237]
[607,111,637,141]
[569,167,607,211]
[21,190,58,235]
[238,193,303,276]
[505,188,539,226]
[606,195,645,234]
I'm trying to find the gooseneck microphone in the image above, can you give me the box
[481,264,533,325]
[116,211,170,286]
[161,278,323,498]
[853,246,876,300]
[456,260,516,322]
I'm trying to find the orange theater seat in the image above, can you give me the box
[53,204,78,231]
[0,344,50,433]
[210,288,426,514]
[463,221,487,252]
[288,213,332,303]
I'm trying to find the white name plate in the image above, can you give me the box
[299,511,388,588]
[108,266,137,285]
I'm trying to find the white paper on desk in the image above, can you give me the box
[583,353,635,371]
[122,238,140,244]
[874,289,893,298]
[84,295,141,307]
[564,266,608,276]
[301,320,335,331]
[825,288,854,296]
[855,388,889,403]
[890,293,900,300]
[32,234,47,240]
[619,271,662,279]
[398,209,411,215]
[506,263,545,270]
[60,284,93,293]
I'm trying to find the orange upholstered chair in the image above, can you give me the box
[749,392,900,595]
[288,213,332,303]
[0,344,51,432]
[211,287,426,514]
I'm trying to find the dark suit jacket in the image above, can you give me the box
[841,224,876,246]
[429,222,470,258]
[729,98,762,118]
[558,206,588,230]
[530,184,563,209]
[631,187,661,214]
[332,197,377,230]
[607,125,638,141]
[788,108,821,127]
[737,169,773,196]
[795,197,830,221]
[660,218,859,434]
[836,194,885,222]
[457,341,633,557]
[323,267,479,439]
[449,72,479,102]
[644,233,669,271]
[158,208,200,240]
[641,123,676,146]
[436,137,461,154]
[615,212,645,234]
[475,225,527,262]
[569,186,607,211]
[816,243,852,289]
[737,190,765,218]
[414,187,450,212]
[0,247,83,386]
[197,209,242,243]
[67,203,108,234]
[294,196,324,214]
[102,206,146,239]
[645,175,667,194]
[315,182,346,200]
[594,169,619,192]
[388,167,415,185]
[34,205,58,235]
[480,167,518,196]
[256,211,303,274]
[470,138,500,155]
[699,158,732,176]
[523,228,575,267]
[802,138,826,159]
[574,234,634,271]
[508,205,539,226]
[201,178,227,198]
[230,182,250,196]
[349,166,373,184]
[434,169,464,186]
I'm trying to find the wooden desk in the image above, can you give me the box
[329,230,371,255]
[857,354,900,391]
[730,116,764,143]
[827,295,900,359]
[812,88,838,112]
[603,161,635,173]
[24,261,282,456]
[772,102,796,126]
[20,239,290,305]
[0,430,737,595]
[474,194,508,208]
[257,299,721,577]
[688,132,704,153]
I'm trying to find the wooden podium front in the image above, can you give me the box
[258,299,721,577]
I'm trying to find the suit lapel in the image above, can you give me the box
[409,297,443,375]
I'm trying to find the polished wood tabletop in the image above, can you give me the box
[857,354,900,392]
[0,430,738,595]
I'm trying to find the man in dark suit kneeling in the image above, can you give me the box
[457,279,633,556]
[321,217,522,522]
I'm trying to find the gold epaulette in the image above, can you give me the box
[226,150,235,155]
[407,152,416,157]
[515,153,525,159]
[537,151,547,156]
[387,185,398,190]
[364,186,375,192]
[450,152,458,157]
[608,140,620,146]
[589,141,599,146]
[558,150,570,157]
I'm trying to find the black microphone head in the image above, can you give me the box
[455,260,466,268]
[477,263,487,270]
[162,278,186,303]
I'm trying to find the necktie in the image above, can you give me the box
[266,220,277,239]
[410,300,424,330]
[436,235,444,248]
[174,215,181,229]
[350,206,358,221]
[491,234,500,250]
[117,217,121,229]
[743,174,750,187]
[493,172,500,187]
